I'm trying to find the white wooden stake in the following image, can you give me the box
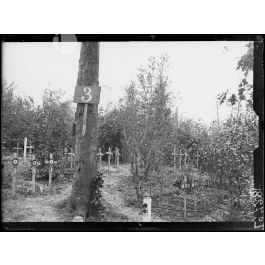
[106,147,113,172]
[115,148,121,167]
[143,196,152,222]
[11,153,18,197]
[23,137,27,160]
[48,153,53,190]
[179,150,184,172]
[32,167,36,193]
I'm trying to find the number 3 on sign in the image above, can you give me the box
[81,87,92,102]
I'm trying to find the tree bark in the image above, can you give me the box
[70,42,100,219]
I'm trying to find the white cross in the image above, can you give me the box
[13,142,23,156]
[115,148,121,167]
[179,150,185,171]
[106,147,113,171]
[68,148,75,169]
[97,148,103,169]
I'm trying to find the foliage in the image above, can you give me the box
[2,83,75,162]
[117,55,173,199]
[87,172,105,221]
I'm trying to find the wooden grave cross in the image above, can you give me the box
[68,148,75,169]
[28,145,34,160]
[45,153,57,190]
[13,142,23,157]
[11,152,19,196]
[31,154,37,193]
[97,148,103,169]
[172,148,178,172]
[23,137,27,160]
[106,147,113,171]
[179,150,185,171]
[115,147,121,167]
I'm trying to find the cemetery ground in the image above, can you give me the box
[2,157,252,222]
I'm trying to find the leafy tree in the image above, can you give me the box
[119,55,172,199]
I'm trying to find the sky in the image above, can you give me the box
[2,41,251,124]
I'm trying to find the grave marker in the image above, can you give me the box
[31,154,36,193]
[68,147,75,169]
[179,150,185,171]
[115,148,121,167]
[23,137,27,160]
[106,147,113,171]
[142,196,152,222]
[45,153,57,190]
[97,148,103,169]
[11,153,19,196]
[13,142,22,157]
[27,145,34,160]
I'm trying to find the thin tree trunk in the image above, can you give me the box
[70,42,100,220]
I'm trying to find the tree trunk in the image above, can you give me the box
[70,42,100,219]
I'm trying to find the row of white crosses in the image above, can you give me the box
[172,148,200,171]
[171,148,189,171]
[3,137,34,160]
[11,151,57,196]
[97,147,121,171]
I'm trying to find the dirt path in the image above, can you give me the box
[2,176,75,222]
[101,164,167,222]
[2,162,167,222]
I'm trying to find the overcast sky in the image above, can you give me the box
[3,41,250,124]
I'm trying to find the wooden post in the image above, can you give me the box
[28,145,34,160]
[179,150,184,172]
[106,147,113,171]
[184,193,187,219]
[97,148,103,169]
[48,153,53,190]
[142,196,152,222]
[172,148,177,172]
[31,154,36,193]
[70,42,100,220]
[23,137,27,160]
[115,148,121,167]
[68,148,75,169]
[11,153,19,197]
